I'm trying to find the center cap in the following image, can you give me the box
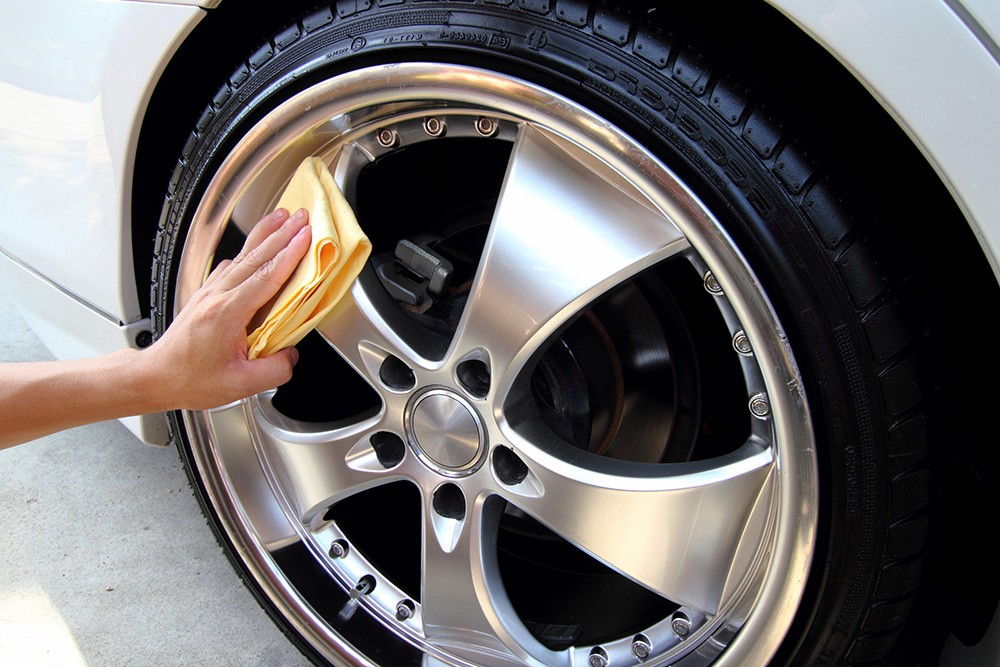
[407,389,484,472]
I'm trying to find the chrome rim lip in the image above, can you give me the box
[176,63,818,666]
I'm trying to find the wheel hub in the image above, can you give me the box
[405,388,485,475]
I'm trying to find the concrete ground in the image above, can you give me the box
[0,289,312,666]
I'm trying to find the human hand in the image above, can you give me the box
[141,208,312,410]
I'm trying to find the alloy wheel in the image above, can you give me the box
[175,64,817,667]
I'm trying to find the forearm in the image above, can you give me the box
[0,208,308,451]
[0,349,168,449]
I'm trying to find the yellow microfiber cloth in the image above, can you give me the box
[246,156,372,359]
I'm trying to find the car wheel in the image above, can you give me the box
[151,3,931,665]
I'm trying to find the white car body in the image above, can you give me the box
[1,1,998,663]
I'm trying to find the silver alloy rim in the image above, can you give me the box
[177,64,817,667]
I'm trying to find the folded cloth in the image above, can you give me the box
[246,156,372,359]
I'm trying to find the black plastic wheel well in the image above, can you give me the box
[130,0,313,318]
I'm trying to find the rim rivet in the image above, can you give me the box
[587,647,609,667]
[423,116,446,137]
[475,116,498,136]
[704,271,723,294]
[672,615,691,638]
[733,330,753,355]
[631,635,652,661]
[395,599,415,621]
[328,540,348,559]
[377,128,398,147]
[749,394,771,418]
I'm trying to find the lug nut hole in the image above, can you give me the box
[432,483,466,520]
[492,446,529,486]
[457,359,490,398]
[371,431,405,468]
[380,355,415,391]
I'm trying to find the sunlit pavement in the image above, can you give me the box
[0,288,311,667]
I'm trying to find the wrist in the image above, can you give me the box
[120,346,176,415]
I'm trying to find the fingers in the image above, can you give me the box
[232,208,290,264]
[215,208,309,292]
[237,347,300,396]
[234,222,311,314]
[201,258,233,287]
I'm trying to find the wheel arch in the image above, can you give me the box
[130,0,313,321]
[764,0,1000,272]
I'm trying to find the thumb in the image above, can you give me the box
[239,347,300,396]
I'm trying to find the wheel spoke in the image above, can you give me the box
[419,494,559,666]
[314,279,422,385]
[449,125,689,385]
[251,395,397,526]
[506,431,776,615]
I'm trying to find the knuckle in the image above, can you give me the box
[242,244,269,269]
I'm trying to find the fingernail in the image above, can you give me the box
[290,208,307,222]
[290,348,300,365]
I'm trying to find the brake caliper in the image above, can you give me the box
[376,239,454,306]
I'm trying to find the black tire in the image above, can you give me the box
[152,2,933,665]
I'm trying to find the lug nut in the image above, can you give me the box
[671,614,691,638]
[376,128,398,148]
[704,271,723,294]
[423,116,446,137]
[749,393,771,418]
[475,116,498,136]
[733,330,752,355]
[328,540,348,559]
[587,647,609,667]
[395,599,415,621]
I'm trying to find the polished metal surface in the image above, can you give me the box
[177,63,818,667]
[406,389,485,473]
